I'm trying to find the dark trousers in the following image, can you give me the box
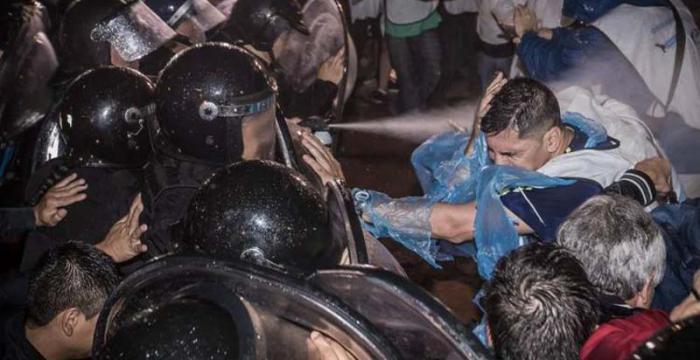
[434,12,478,101]
[387,29,442,113]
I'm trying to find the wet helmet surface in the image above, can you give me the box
[183,160,341,272]
[154,42,277,165]
[57,66,154,167]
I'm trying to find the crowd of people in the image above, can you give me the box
[0,0,699,359]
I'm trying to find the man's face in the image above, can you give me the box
[486,127,552,171]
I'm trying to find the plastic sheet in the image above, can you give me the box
[562,111,609,148]
[355,130,575,279]
[354,189,439,266]
[410,131,469,194]
[473,165,574,278]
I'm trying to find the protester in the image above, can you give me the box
[557,194,700,359]
[354,75,674,280]
[384,0,442,112]
[483,242,600,360]
[513,0,700,131]
[433,0,478,102]
[476,0,516,89]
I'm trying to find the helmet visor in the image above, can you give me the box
[91,1,177,62]
[170,0,226,32]
[214,0,237,17]
[240,101,276,161]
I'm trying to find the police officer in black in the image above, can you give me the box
[215,0,346,119]
[141,42,282,259]
[22,66,153,272]
[183,160,344,273]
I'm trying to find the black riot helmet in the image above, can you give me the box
[98,299,248,359]
[225,0,309,52]
[58,67,154,168]
[154,42,278,166]
[0,0,57,147]
[183,160,342,273]
[58,0,176,75]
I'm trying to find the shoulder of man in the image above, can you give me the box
[500,178,603,242]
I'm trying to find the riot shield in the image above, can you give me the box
[327,179,368,264]
[30,116,67,174]
[308,267,493,360]
[326,179,407,274]
[93,255,401,359]
[0,4,58,146]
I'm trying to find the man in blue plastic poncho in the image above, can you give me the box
[351,75,678,280]
[349,75,700,317]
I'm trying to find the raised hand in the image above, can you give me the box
[33,173,88,227]
[301,131,346,187]
[96,194,148,263]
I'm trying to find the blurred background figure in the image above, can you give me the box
[384,0,442,113]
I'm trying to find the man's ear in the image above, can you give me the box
[60,308,81,337]
[486,323,493,347]
[543,126,562,153]
[640,276,655,308]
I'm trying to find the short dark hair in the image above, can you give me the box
[484,243,600,360]
[26,241,119,327]
[481,78,562,139]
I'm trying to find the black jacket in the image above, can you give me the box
[20,158,141,272]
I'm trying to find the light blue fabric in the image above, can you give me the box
[355,131,575,279]
[474,165,575,278]
[562,111,608,148]
[353,189,441,267]
[0,145,15,185]
[411,131,469,194]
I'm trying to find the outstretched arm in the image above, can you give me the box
[429,202,533,243]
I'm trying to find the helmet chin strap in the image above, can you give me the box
[240,247,286,272]
[197,92,275,121]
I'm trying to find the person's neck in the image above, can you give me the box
[553,126,575,157]
[25,324,67,360]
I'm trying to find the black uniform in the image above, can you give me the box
[139,155,217,256]
[21,160,141,271]
[214,0,346,119]
[21,66,155,273]
[0,209,34,239]
[0,312,43,360]
[141,43,280,257]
